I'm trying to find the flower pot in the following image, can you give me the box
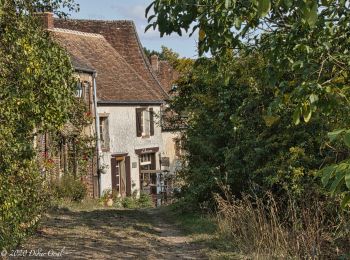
[106,198,114,207]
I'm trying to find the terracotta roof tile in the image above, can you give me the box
[51,28,165,102]
[54,18,168,101]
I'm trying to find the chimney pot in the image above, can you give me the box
[150,55,159,72]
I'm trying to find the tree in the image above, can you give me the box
[146,0,350,207]
[168,52,345,207]
[0,0,79,249]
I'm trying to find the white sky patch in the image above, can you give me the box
[110,3,147,22]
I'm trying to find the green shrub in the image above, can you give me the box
[138,193,154,208]
[122,197,138,209]
[0,163,49,250]
[120,193,154,209]
[53,174,87,202]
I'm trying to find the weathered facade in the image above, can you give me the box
[44,14,181,203]
[36,65,99,198]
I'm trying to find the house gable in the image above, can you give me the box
[54,18,168,102]
[51,28,165,103]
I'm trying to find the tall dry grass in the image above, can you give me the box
[215,191,349,259]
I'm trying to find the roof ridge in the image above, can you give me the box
[55,17,134,23]
[50,28,104,38]
[129,22,169,99]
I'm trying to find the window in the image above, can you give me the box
[140,153,153,169]
[76,81,92,111]
[136,108,154,137]
[76,82,83,98]
[139,153,157,195]
[83,82,91,105]
[99,116,109,151]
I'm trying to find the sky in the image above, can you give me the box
[67,0,198,58]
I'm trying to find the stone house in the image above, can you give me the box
[41,13,181,202]
[35,53,99,198]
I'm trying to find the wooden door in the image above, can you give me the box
[111,156,130,197]
[111,157,120,194]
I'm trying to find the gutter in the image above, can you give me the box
[97,100,165,106]
[75,67,96,74]
[92,72,102,197]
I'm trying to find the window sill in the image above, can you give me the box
[140,132,152,138]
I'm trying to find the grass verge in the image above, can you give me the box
[159,204,241,259]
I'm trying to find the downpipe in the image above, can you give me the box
[92,72,102,197]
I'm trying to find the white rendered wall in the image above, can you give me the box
[97,105,165,195]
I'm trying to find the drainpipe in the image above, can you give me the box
[92,72,102,197]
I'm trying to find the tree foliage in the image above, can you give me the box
[0,0,78,249]
[147,0,350,206]
[170,53,346,206]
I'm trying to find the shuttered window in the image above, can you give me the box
[149,108,154,136]
[136,107,155,137]
[136,108,143,137]
[99,116,110,151]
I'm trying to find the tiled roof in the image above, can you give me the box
[154,61,179,94]
[51,28,166,102]
[70,54,95,72]
[54,18,168,102]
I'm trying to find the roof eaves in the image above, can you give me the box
[74,66,96,74]
[97,100,165,106]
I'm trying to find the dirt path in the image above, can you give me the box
[13,207,207,260]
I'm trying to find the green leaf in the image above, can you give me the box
[292,108,300,125]
[302,103,312,123]
[257,0,271,17]
[282,0,293,9]
[341,193,350,208]
[328,129,346,141]
[320,166,335,187]
[145,23,154,32]
[145,2,155,17]
[292,60,304,70]
[329,170,345,194]
[309,94,319,104]
[234,18,242,30]
[345,171,350,190]
[343,132,350,148]
[225,0,231,9]
[262,115,280,127]
[303,1,318,26]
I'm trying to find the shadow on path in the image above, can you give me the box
[15,207,207,260]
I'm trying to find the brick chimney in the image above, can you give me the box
[34,12,54,30]
[150,55,159,72]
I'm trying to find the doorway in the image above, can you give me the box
[139,153,157,196]
[111,155,130,197]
